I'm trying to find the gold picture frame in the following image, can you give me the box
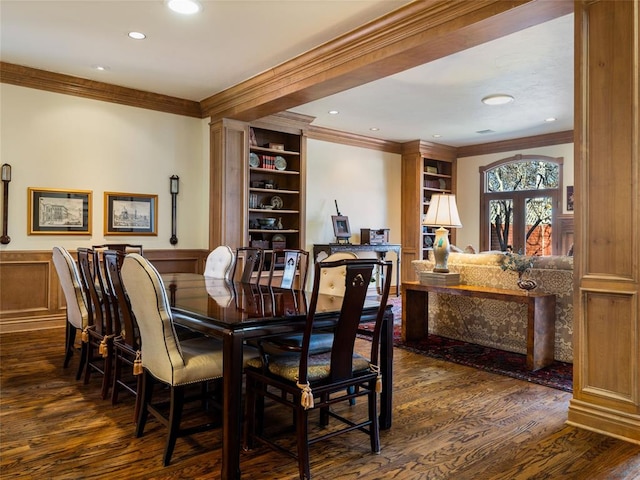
[27,187,92,235]
[104,192,158,236]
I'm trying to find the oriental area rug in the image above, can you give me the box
[359,295,573,393]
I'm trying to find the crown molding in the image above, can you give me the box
[457,130,574,158]
[307,125,402,154]
[0,62,202,118]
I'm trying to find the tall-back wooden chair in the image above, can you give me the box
[244,258,392,479]
[231,247,264,284]
[267,249,309,290]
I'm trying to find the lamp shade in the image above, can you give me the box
[423,194,462,228]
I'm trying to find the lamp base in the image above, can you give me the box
[432,226,451,273]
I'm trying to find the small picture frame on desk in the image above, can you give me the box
[332,215,351,240]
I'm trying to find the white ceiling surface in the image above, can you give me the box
[0,1,573,147]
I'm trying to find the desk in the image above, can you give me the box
[401,281,556,371]
[313,243,401,296]
[163,273,394,480]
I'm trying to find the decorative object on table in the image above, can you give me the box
[274,155,287,171]
[422,194,462,274]
[500,251,537,292]
[104,192,157,236]
[1,163,11,244]
[169,175,179,245]
[28,187,92,235]
[249,152,260,168]
[331,199,351,244]
[270,195,283,209]
[361,228,389,245]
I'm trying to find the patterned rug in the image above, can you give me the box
[359,296,573,392]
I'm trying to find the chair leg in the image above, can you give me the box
[63,320,76,368]
[136,370,154,437]
[133,373,143,424]
[75,340,87,381]
[100,344,112,400]
[368,388,380,454]
[244,375,259,450]
[111,350,123,405]
[164,386,185,467]
[295,404,311,480]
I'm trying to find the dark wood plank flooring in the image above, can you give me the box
[1,329,639,479]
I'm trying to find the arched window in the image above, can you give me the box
[480,154,563,255]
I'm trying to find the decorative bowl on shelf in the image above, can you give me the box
[257,217,277,227]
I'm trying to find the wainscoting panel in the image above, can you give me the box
[0,249,208,334]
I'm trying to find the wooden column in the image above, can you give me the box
[568,0,640,443]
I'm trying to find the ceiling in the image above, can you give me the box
[0,1,573,147]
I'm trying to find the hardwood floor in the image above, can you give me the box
[1,329,638,479]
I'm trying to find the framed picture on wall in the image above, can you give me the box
[27,187,92,235]
[104,192,157,236]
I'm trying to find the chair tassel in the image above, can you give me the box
[296,381,314,409]
[99,337,108,357]
[81,328,89,343]
[370,364,382,393]
[133,351,143,375]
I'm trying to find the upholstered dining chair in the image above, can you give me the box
[77,247,115,399]
[52,246,90,380]
[203,245,235,279]
[93,243,144,255]
[121,253,256,466]
[231,246,264,284]
[317,251,358,296]
[244,258,392,480]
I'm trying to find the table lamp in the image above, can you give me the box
[423,194,462,273]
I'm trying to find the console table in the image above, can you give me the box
[401,281,556,371]
[313,243,401,296]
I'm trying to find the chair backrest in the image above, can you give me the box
[103,250,139,349]
[52,246,89,330]
[121,253,184,384]
[299,258,392,384]
[204,245,235,279]
[77,247,112,336]
[93,244,144,255]
[267,249,309,289]
[318,251,358,296]
[231,247,264,284]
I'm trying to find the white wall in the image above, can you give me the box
[455,143,574,251]
[0,84,209,251]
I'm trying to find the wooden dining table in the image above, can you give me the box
[162,273,394,480]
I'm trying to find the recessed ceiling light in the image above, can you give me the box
[369,127,379,131]
[481,94,514,105]
[92,64,110,71]
[545,117,557,122]
[328,110,339,115]
[432,134,442,138]
[166,0,202,15]
[128,31,146,40]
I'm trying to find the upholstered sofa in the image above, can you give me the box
[412,252,574,363]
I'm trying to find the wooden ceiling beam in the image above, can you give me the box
[200,0,573,122]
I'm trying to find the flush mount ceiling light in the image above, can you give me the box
[328,110,339,115]
[481,94,514,105]
[369,127,380,131]
[128,31,146,40]
[166,0,202,14]
[545,117,557,122]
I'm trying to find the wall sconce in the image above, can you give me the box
[1,163,11,245]
[169,175,179,245]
